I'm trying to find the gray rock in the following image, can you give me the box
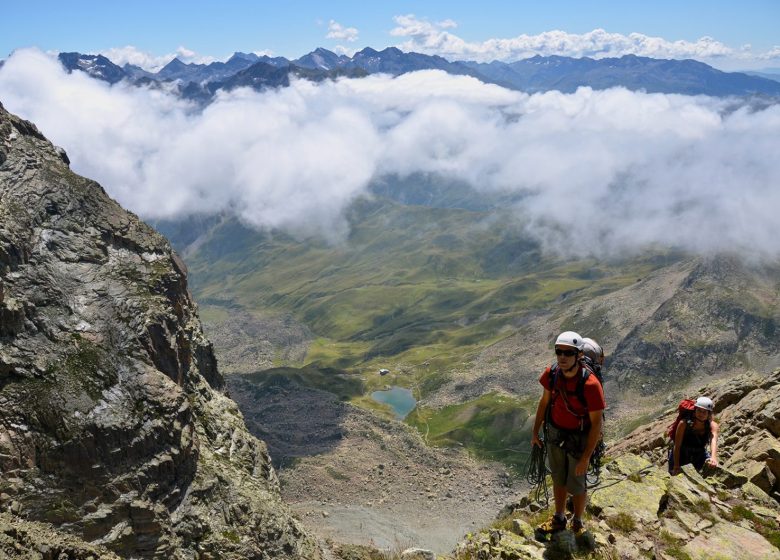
[0,104,320,558]
[400,548,435,560]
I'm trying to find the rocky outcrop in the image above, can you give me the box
[454,368,780,560]
[0,103,320,558]
[457,455,780,560]
[612,368,780,503]
[0,513,120,559]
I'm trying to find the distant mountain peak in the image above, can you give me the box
[228,51,260,63]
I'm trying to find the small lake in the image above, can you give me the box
[371,386,417,419]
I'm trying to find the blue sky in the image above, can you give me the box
[1,0,778,70]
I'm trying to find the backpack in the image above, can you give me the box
[665,399,697,440]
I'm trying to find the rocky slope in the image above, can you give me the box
[453,368,780,560]
[612,367,780,503]
[227,373,517,554]
[0,103,320,558]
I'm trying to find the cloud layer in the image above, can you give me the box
[1,48,779,259]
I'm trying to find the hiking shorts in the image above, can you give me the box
[546,425,587,495]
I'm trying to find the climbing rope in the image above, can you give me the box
[522,428,609,508]
[588,465,655,497]
[586,439,606,487]
[522,424,552,507]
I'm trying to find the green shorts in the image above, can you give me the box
[546,425,587,495]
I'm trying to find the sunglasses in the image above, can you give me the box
[555,348,578,357]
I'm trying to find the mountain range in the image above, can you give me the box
[54,47,780,102]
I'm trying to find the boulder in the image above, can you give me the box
[685,521,780,560]
[589,454,667,524]
[400,548,435,560]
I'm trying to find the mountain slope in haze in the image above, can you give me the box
[463,54,780,95]
[0,103,320,558]
[51,48,780,101]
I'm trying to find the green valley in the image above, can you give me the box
[156,178,780,472]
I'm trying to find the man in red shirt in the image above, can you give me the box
[531,331,605,535]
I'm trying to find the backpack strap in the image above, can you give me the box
[574,363,592,409]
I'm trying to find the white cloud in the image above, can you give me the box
[326,20,359,43]
[758,46,780,61]
[389,14,763,65]
[333,45,359,57]
[99,45,218,72]
[1,47,780,259]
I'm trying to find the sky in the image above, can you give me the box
[1,0,779,71]
[1,2,779,260]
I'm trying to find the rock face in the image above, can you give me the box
[0,103,320,558]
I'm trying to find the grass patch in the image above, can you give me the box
[417,369,451,397]
[408,393,536,474]
[608,512,637,533]
[727,504,757,522]
[198,304,231,324]
[725,503,780,551]
[691,498,713,516]
[221,530,240,544]
[628,471,644,483]
[659,530,693,560]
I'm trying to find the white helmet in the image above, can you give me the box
[581,338,604,361]
[695,396,714,411]
[555,331,583,350]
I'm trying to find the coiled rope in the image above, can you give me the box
[524,439,551,506]
[523,427,607,508]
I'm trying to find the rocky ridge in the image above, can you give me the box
[0,103,319,558]
[452,368,780,560]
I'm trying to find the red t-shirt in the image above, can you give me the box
[539,365,606,430]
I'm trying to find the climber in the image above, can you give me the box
[669,396,719,475]
[531,331,606,535]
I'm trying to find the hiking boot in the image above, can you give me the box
[570,518,586,535]
[537,514,567,533]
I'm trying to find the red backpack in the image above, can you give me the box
[665,398,697,440]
